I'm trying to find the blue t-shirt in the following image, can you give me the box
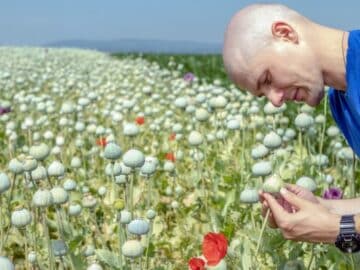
[329,30,360,157]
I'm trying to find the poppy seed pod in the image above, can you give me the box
[226,119,240,130]
[84,245,95,257]
[122,149,145,168]
[98,186,107,196]
[240,188,259,203]
[123,123,139,137]
[174,97,188,108]
[63,179,77,191]
[175,185,183,195]
[68,203,82,216]
[251,144,269,160]
[120,163,132,175]
[209,96,227,109]
[294,113,314,129]
[51,239,67,257]
[51,146,61,155]
[263,131,282,150]
[188,131,203,146]
[283,260,305,270]
[0,256,15,270]
[115,175,127,184]
[296,176,317,192]
[0,172,10,194]
[163,161,175,172]
[29,143,50,161]
[128,219,150,235]
[195,108,209,122]
[140,161,156,176]
[195,93,207,104]
[263,175,283,194]
[82,194,97,209]
[11,208,32,228]
[313,154,329,167]
[122,240,144,258]
[87,263,103,270]
[252,161,272,177]
[171,200,179,209]
[8,158,24,175]
[119,210,132,224]
[27,251,37,264]
[32,189,54,207]
[30,165,47,181]
[103,142,122,160]
[146,209,156,220]
[22,156,38,172]
[48,160,65,177]
[263,102,286,115]
[50,187,69,205]
[326,126,340,137]
[337,147,354,161]
[284,129,296,140]
[315,114,326,124]
[105,162,122,176]
[324,174,334,184]
[70,157,82,168]
[172,123,183,133]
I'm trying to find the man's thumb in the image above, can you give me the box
[280,187,309,209]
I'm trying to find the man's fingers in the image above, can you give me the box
[263,193,289,221]
[284,183,301,193]
[258,190,265,203]
[280,188,310,209]
[261,203,277,228]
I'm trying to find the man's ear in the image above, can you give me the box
[271,21,298,44]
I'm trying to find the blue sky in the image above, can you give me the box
[0,0,359,45]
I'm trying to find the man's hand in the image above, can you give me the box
[259,183,319,228]
[262,187,340,243]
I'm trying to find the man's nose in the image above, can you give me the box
[266,88,285,107]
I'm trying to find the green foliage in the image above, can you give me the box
[112,53,231,85]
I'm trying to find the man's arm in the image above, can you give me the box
[317,197,360,215]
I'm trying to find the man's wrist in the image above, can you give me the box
[317,196,334,212]
[329,213,341,243]
[355,215,360,234]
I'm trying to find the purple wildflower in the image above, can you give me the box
[322,187,343,200]
[183,72,195,83]
[0,107,11,116]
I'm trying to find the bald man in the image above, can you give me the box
[223,4,360,253]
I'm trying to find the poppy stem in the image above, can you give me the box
[255,208,270,256]
[306,244,315,270]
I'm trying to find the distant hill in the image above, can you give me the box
[44,39,222,54]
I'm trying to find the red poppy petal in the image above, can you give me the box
[202,232,228,265]
[188,257,205,270]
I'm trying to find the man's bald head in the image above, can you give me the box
[223,4,310,89]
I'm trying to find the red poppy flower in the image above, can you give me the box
[202,232,228,266]
[169,133,176,141]
[165,152,175,162]
[96,137,107,147]
[135,116,145,125]
[188,257,205,270]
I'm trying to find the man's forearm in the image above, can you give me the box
[317,197,360,215]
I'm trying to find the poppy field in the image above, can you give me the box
[0,48,360,269]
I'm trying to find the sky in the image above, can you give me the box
[0,0,359,46]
